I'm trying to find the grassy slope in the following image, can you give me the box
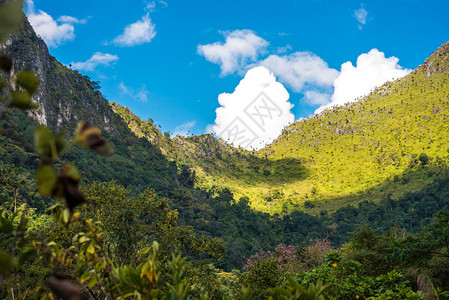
[112,41,449,215]
[253,41,449,213]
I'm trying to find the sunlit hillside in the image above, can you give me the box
[128,41,449,215]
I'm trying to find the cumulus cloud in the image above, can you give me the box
[197,30,269,76]
[113,14,156,47]
[118,82,150,102]
[25,0,84,47]
[70,52,119,72]
[303,91,331,106]
[199,29,411,121]
[57,16,87,24]
[316,49,411,113]
[259,52,339,92]
[354,5,368,29]
[213,66,294,150]
[174,121,196,137]
[198,30,338,98]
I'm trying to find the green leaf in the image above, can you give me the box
[55,132,66,156]
[78,236,90,244]
[10,91,38,109]
[34,126,54,159]
[36,164,57,196]
[0,250,14,275]
[61,163,81,181]
[0,216,13,234]
[80,271,93,283]
[87,242,95,254]
[16,71,39,95]
[88,275,97,289]
[62,208,70,224]
[0,0,24,43]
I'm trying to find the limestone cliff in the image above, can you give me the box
[0,16,117,135]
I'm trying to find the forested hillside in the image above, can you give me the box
[1,5,449,298]
[109,42,449,216]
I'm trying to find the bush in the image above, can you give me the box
[240,258,282,299]
[419,153,429,165]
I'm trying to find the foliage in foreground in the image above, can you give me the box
[1,1,449,299]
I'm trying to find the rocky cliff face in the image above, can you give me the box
[0,16,117,135]
[420,41,449,77]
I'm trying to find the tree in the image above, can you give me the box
[419,152,429,165]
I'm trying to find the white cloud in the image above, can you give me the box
[70,52,119,71]
[28,11,74,47]
[57,16,87,24]
[303,91,331,106]
[205,124,215,134]
[259,52,339,93]
[118,82,150,102]
[145,1,157,12]
[199,29,411,122]
[25,0,35,11]
[174,121,196,137]
[316,49,411,114]
[198,30,338,95]
[197,30,269,76]
[25,0,84,47]
[354,5,368,29]
[113,14,156,47]
[275,45,292,54]
[213,66,294,150]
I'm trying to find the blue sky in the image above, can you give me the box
[25,0,449,145]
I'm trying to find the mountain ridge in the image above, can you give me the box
[2,15,449,216]
[1,16,118,134]
[99,39,449,214]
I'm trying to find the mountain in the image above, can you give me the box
[162,42,449,215]
[2,15,449,272]
[110,44,449,216]
[0,18,117,132]
[0,16,190,195]
[3,16,449,219]
[112,41,449,215]
[256,41,449,213]
[1,17,334,270]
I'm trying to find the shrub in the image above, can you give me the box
[419,153,429,165]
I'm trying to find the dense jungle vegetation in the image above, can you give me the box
[1,0,449,298]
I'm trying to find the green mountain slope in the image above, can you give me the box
[3,16,449,223]
[110,41,449,215]
[3,15,449,271]
[224,41,448,213]
[0,17,188,195]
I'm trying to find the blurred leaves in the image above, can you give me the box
[9,71,40,109]
[76,121,111,156]
[35,164,57,196]
[0,55,13,73]
[47,274,82,300]
[54,164,86,211]
[0,250,14,275]
[0,0,23,43]
[36,163,86,211]
[10,90,38,109]
[0,215,13,234]
[15,71,39,95]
